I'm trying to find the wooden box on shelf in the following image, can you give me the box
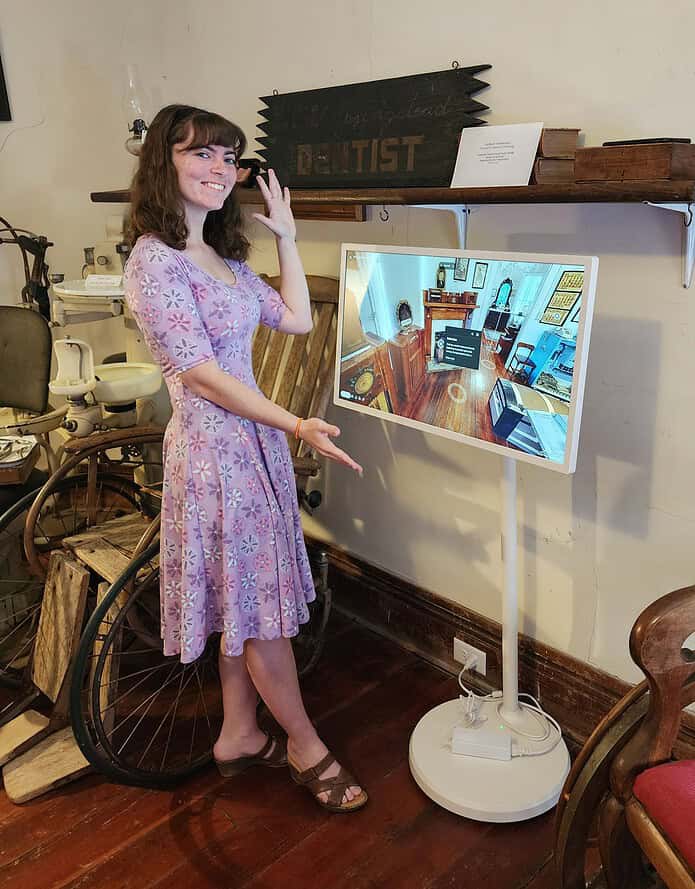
[575,143,695,182]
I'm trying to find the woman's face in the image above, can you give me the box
[172,135,238,214]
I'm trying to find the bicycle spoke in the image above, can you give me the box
[98,660,169,690]
[135,666,191,769]
[112,661,186,754]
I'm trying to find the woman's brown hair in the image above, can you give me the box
[128,104,250,260]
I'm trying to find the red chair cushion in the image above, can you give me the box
[633,759,695,871]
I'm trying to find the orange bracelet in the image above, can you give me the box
[294,417,303,439]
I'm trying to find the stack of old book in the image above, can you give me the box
[531,128,580,184]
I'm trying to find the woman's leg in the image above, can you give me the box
[244,636,362,803]
[213,643,275,761]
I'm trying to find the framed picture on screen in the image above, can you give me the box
[453,257,469,281]
[472,262,488,289]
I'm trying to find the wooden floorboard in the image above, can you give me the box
[0,615,560,889]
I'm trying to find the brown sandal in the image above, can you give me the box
[214,734,287,777]
[289,751,368,813]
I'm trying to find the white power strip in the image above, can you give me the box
[451,725,512,761]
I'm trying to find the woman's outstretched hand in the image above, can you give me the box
[299,418,363,475]
[252,169,296,242]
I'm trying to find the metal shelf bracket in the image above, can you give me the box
[412,204,471,249]
[645,201,695,288]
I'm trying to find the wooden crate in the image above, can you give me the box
[575,143,695,181]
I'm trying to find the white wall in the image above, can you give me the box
[1,0,694,682]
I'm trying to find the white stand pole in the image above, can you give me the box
[408,454,571,822]
[500,456,520,724]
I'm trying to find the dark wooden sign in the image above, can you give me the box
[256,66,491,188]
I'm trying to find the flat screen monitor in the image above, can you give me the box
[334,244,598,474]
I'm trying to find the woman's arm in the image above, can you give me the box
[181,359,363,474]
[183,359,297,434]
[252,170,312,336]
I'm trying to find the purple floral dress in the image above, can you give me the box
[124,235,315,663]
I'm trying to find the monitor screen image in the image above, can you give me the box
[334,244,599,474]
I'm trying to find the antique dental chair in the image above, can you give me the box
[0,306,66,512]
[555,585,695,889]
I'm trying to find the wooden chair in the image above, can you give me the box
[254,274,338,676]
[255,274,338,506]
[508,341,536,383]
[555,585,695,889]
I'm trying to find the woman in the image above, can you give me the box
[124,104,367,813]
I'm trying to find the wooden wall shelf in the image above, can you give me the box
[89,181,695,285]
[91,181,695,206]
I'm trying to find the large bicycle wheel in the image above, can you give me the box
[70,540,222,788]
[0,474,140,701]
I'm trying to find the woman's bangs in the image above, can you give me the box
[185,113,246,156]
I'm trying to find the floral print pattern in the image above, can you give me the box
[124,236,315,663]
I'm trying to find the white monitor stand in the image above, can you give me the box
[408,455,570,822]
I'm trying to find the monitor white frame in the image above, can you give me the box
[334,243,599,475]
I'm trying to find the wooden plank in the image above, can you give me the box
[256,328,285,397]
[2,726,90,804]
[293,202,366,221]
[65,541,130,585]
[63,513,151,584]
[62,512,150,550]
[0,710,50,766]
[275,330,309,409]
[307,314,337,419]
[30,553,89,705]
[251,321,272,379]
[92,180,695,205]
[289,302,335,422]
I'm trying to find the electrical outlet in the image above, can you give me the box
[453,638,487,675]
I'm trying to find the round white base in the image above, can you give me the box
[409,698,570,822]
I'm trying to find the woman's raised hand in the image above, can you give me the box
[298,418,363,475]
[252,169,296,242]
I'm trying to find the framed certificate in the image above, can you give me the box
[540,307,570,326]
[547,290,579,311]
[557,270,584,291]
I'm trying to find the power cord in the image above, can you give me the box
[456,662,562,758]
